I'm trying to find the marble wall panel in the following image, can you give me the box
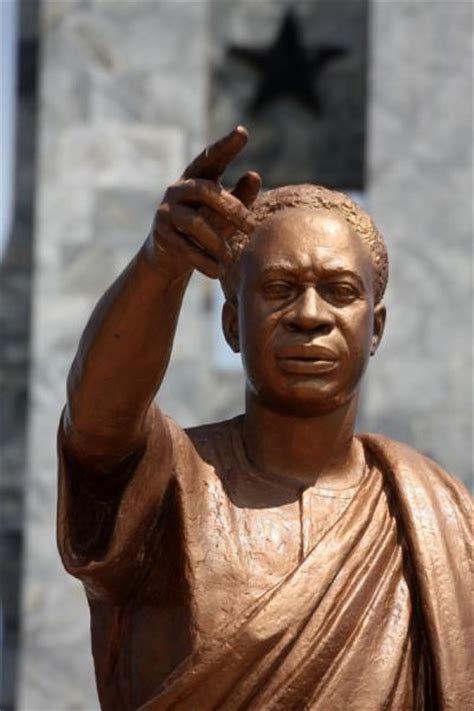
[364,0,472,481]
[58,124,184,190]
[18,2,215,708]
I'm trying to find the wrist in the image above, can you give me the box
[142,231,193,281]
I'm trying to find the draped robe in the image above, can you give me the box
[58,412,472,710]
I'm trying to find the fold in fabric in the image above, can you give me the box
[58,413,472,711]
[139,435,472,711]
[141,463,420,710]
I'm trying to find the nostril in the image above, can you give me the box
[308,324,332,336]
[286,322,332,335]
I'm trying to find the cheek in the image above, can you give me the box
[339,310,373,359]
[240,302,279,346]
[239,310,282,381]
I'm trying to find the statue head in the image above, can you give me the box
[221,185,388,416]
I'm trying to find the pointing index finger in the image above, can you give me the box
[182,126,249,181]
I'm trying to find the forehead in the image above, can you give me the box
[243,207,372,277]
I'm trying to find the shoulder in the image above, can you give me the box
[160,414,243,478]
[359,432,472,516]
[184,415,243,440]
[183,415,243,455]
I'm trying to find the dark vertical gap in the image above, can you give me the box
[360,0,369,191]
[298,491,304,564]
[355,0,371,433]
[0,1,41,709]
[364,0,373,192]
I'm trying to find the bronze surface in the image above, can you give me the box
[59,128,472,710]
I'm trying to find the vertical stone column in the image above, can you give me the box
[18,2,220,708]
[365,0,472,482]
[1,2,40,708]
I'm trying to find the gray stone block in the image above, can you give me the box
[366,0,472,484]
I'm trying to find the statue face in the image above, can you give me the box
[224,207,385,416]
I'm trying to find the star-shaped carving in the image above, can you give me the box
[229,9,348,117]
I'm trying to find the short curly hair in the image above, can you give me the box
[220,184,389,305]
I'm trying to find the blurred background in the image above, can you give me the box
[0,0,472,708]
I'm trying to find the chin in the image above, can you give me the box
[256,380,357,418]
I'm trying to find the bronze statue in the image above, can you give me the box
[58,128,471,710]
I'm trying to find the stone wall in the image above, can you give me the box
[18,2,235,708]
[17,1,471,708]
[0,2,40,708]
[363,0,472,481]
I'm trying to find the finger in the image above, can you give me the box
[231,171,262,209]
[156,221,220,278]
[182,126,249,181]
[168,204,225,260]
[168,179,256,233]
[196,172,262,251]
[182,241,220,279]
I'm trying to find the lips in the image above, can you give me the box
[276,344,339,375]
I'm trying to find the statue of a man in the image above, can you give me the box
[58,128,471,710]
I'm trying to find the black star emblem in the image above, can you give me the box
[229,9,348,117]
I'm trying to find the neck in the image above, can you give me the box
[242,391,363,490]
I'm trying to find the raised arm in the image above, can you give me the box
[62,127,261,472]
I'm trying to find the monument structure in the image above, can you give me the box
[58,128,471,710]
[13,3,471,709]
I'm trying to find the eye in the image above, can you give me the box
[262,281,296,300]
[322,282,359,304]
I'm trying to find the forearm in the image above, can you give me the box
[64,234,191,464]
[62,127,259,470]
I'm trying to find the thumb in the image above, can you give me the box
[231,171,262,209]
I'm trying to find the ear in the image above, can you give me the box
[370,304,386,356]
[222,300,240,353]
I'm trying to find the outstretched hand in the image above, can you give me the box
[151,127,261,278]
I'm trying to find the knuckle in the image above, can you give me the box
[164,183,178,198]
[172,204,193,226]
[184,215,198,232]
[166,181,186,198]
[157,204,170,221]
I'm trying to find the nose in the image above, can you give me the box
[284,287,334,335]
